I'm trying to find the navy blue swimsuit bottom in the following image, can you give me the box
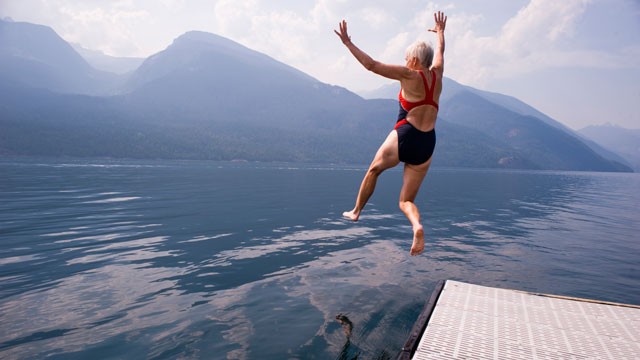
[395,119,436,165]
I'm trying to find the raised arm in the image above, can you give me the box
[334,20,412,81]
[428,11,447,73]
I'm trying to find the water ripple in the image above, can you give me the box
[1,160,638,359]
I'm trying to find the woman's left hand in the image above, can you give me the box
[428,11,447,33]
[334,20,351,45]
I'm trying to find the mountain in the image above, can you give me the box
[440,91,629,171]
[578,124,640,171]
[0,19,120,95]
[111,30,398,163]
[125,31,318,91]
[72,43,144,75]
[0,25,392,163]
[120,31,371,130]
[437,79,632,168]
[0,20,632,172]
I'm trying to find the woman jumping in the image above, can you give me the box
[334,11,447,256]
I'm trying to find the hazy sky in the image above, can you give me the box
[1,0,639,130]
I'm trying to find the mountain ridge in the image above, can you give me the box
[71,43,144,75]
[0,19,120,95]
[0,19,632,172]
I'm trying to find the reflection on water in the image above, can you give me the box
[0,159,639,359]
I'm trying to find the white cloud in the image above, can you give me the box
[213,0,258,36]
[445,0,596,86]
[499,0,590,50]
[328,55,349,73]
[214,1,327,66]
[360,7,390,29]
[56,3,149,56]
[408,2,457,32]
[157,0,186,10]
[380,32,410,63]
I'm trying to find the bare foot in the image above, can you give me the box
[410,225,424,256]
[342,210,360,221]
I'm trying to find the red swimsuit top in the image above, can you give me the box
[398,70,439,112]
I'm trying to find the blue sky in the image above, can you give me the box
[1,0,638,130]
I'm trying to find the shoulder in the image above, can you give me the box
[405,69,426,82]
[400,69,428,93]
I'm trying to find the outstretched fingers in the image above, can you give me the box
[334,20,351,44]
[428,11,447,33]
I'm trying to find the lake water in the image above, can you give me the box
[1,158,639,359]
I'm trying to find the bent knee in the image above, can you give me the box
[369,156,398,174]
[368,164,385,175]
[398,200,413,210]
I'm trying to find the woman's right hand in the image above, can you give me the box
[334,20,352,45]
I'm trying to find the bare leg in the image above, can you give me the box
[343,131,400,221]
[399,159,431,255]
[342,168,380,221]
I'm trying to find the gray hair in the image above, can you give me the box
[405,41,434,69]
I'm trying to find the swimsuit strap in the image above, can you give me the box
[425,69,438,110]
[419,70,437,105]
[418,71,431,94]
[399,70,439,111]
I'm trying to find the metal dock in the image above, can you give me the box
[399,280,640,359]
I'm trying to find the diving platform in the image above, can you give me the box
[398,280,640,359]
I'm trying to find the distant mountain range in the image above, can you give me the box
[71,43,144,75]
[578,124,640,171]
[0,18,633,172]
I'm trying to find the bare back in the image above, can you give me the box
[399,67,442,132]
